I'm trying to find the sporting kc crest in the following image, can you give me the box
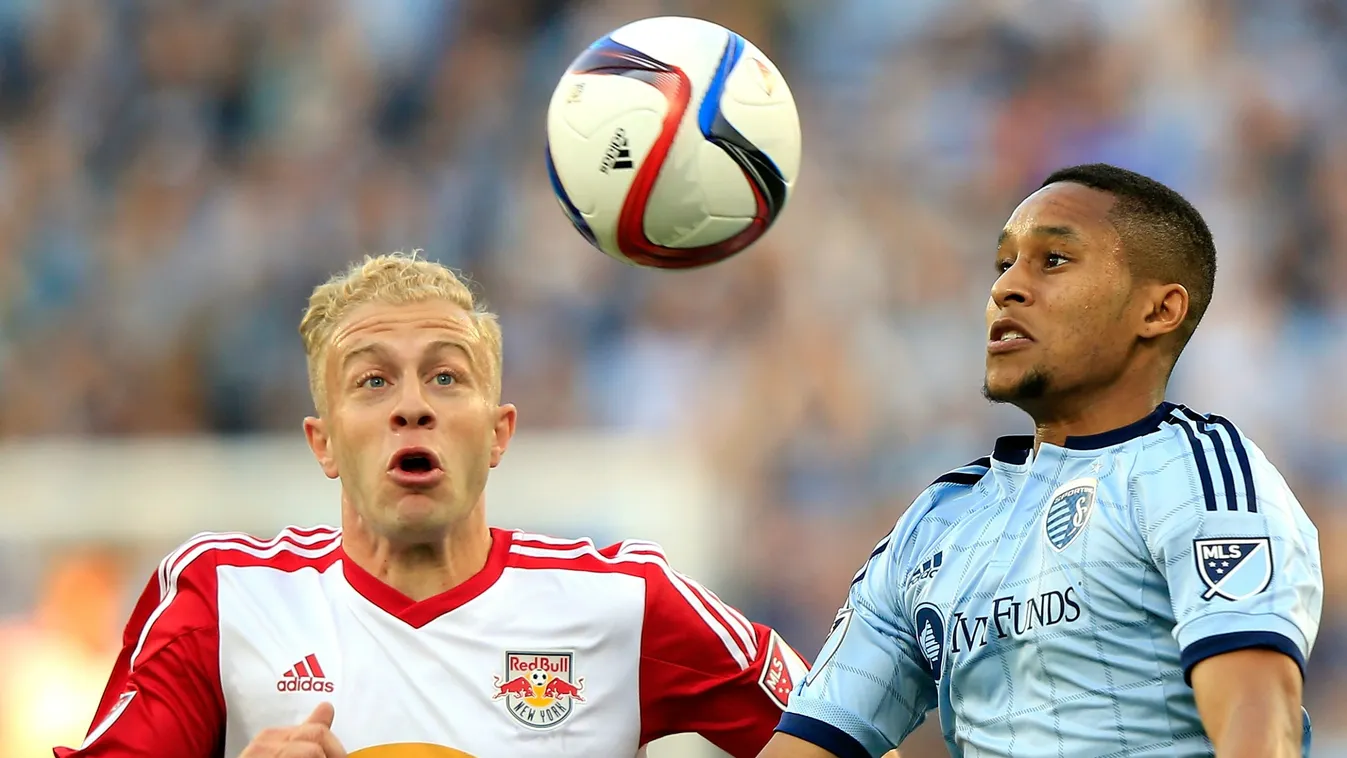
[1044,478,1098,551]
[1194,538,1273,601]
[492,651,585,729]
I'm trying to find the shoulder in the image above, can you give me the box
[928,455,994,488]
[848,455,995,594]
[503,530,737,618]
[1113,404,1315,534]
[121,526,340,673]
[1132,403,1264,464]
[893,456,995,550]
[504,530,758,660]
[503,529,676,581]
[1127,404,1291,510]
[158,524,344,582]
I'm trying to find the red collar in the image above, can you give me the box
[339,527,514,628]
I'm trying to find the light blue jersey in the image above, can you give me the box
[779,402,1322,758]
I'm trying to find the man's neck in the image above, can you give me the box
[340,503,494,602]
[1030,382,1167,451]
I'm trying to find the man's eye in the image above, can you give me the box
[359,375,387,389]
[1047,253,1069,267]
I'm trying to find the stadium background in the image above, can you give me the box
[0,0,1344,755]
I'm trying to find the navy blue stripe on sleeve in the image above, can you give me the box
[776,713,874,758]
[931,457,991,487]
[1180,630,1305,685]
[849,531,894,587]
[1179,408,1239,512]
[933,471,987,486]
[1206,414,1258,513]
[1165,415,1219,512]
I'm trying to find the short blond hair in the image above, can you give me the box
[299,251,503,414]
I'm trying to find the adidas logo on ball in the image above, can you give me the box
[600,128,633,173]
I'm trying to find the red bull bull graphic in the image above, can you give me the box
[491,651,585,728]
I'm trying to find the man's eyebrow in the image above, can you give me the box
[339,338,478,374]
[999,224,1082,247]
[340,343,392,372]
[423,339,477,365]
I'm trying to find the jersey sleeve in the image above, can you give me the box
[619,540,811,758]
[1136,414,1323,683]
[777,525,937,758]
[54,540,225,757]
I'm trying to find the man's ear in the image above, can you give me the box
[489,403,518,468]
[1138,282,1189,340]
[303,416,340,479]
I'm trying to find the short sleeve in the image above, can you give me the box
[777,528,938,758]
[1137,414,1323,683]
[627,540,811,758]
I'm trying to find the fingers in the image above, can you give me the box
[287,723,347,758]
[241,703,346,758]
[304,701,335,728]
[321,729,348,758]
[242,738,328,758]
[294,703,345,758]
[284,741,341,758]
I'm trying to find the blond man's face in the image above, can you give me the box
[303,300,515,543]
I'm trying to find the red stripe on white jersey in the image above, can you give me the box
[507,540,753,670]
[508,530,598,552]
[618,541,758,661]
[133,527,343,671]
[159,526,341,599]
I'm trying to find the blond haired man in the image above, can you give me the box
[59,253,809,758]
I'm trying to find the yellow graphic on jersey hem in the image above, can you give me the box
[350,744,476,758]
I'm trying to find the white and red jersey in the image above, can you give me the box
[56,526,809,758]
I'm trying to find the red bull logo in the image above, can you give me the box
[491,651,585,729]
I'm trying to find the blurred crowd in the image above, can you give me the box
[2,0,1346,755]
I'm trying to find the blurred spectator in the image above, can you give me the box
[0,546,131,757]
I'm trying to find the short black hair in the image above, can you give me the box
[1039,163,1217,358]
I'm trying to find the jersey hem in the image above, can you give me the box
[1180,630,1304,684]
[776,713,874,758]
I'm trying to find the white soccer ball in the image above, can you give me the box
[545,16,802,269]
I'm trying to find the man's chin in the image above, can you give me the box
[373,492,450,530]
[378,514,453,546]
[982,370,1050,405]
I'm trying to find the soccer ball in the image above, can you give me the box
[545,16,802,269]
